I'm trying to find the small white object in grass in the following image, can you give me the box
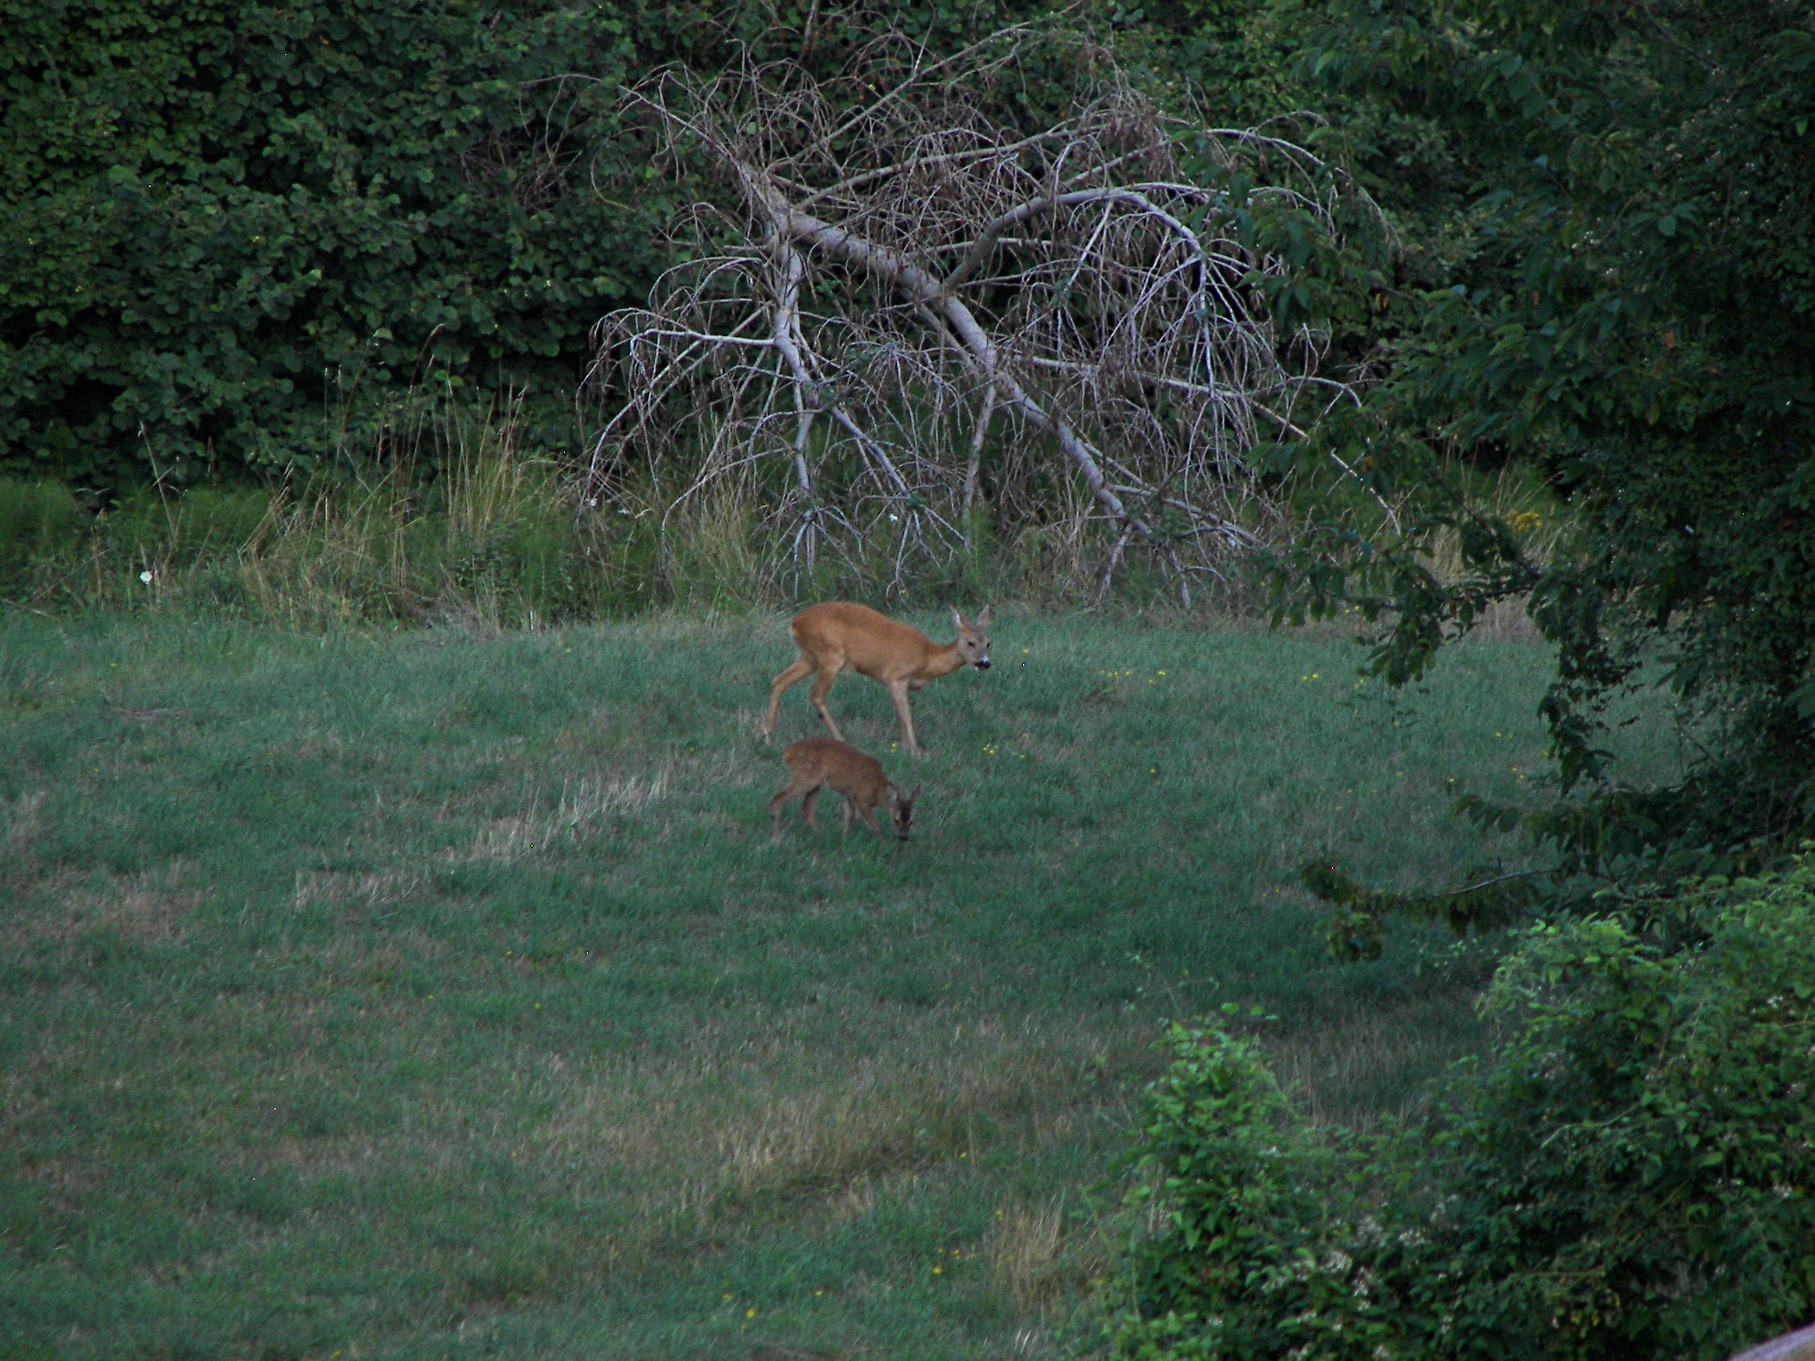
[139,570,154,584]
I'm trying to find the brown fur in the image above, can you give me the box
[769,737,921,840]
[761,603,990,755]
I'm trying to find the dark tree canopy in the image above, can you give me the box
[0,0,1046,488]
[1269,0,1815,884]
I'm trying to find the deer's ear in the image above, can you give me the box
[907,783,922,802]
[975,605,991,629]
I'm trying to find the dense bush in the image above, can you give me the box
[1,0,682,486]
[1266,1,1815,885]
[1118,858,1815,1361]
[1,1,1078,492]
[1117,1020,1409,1361]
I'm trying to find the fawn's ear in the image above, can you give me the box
[906,782,922,803]
[975,605,991,629]
[950,605,965,632]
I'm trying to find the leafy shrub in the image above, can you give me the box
[0,1,1063,490]
[1115,1018,1406,1361]
[0,0,671,486]
[1264,4,1815,881]
[1430,868,1815,1360]
[1118,860,1815,1361]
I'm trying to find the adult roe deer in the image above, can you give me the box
[762,603,991,755]
[769,737,921,840]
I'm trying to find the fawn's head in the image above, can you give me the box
[884,782,922,840]
[951,606,992,670]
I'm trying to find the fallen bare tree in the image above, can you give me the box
[582,26,1389,602]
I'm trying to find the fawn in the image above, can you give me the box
[769,736,921,840]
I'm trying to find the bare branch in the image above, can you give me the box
[584,27,1385,597]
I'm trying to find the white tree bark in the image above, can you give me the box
[583,29,1386,599]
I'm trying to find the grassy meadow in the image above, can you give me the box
[0,608,1681,1359]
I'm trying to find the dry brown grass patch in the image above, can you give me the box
[293,868,427,911]
[302,927,452,977]
[451,766,677,864]
[2,788,46,861]
[1465,594,1542,642]
[15,1153,112,1203]
[516,1015,1153,1241]
[3,863,200,950]
[982,1199,1092,1315]
[1267,993,1481,1126]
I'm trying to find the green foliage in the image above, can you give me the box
[1121,0,1407,352]
[1,0,676,485]
[1260,0,1815,896]
[1126,0,1489,297]
[1115,1017,1405,1361]
[1121,0,1304,125]
[1300,858,1540,961]
[1430,868,1815,1359]
[1,0,1071,489]
[1117,858,1815,1361]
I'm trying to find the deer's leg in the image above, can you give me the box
[770,773,812,834]
[799,786,821,831]
[841,797,855,834]
[855,801,883,836]
[887,679,922,754]
[764,656,815,736]
[808,662,846,741]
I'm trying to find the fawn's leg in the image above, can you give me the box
[770,772,814,833]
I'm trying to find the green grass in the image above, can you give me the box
[0,609,1680,1359]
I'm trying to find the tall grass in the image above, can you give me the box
[0,610,1683,1359]
[1414,462,1570,641]
[0,394,659,626]
[0,395,1296,623]
[0,454,1106,625]
[1,387,1577,630]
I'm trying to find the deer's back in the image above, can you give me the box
[791,602,931,676]
[783,736,886,790]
